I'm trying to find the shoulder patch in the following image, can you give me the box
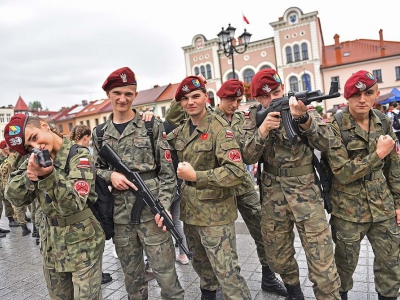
[73,180,90,196]
[225,130,234,138]
[228,149,242,162]
[77,158,91,168]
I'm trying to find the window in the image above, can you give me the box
[396,66,400,80]
[289,76,299,92]
[206,64,212,79]
[200,66,206,78]
[103,117,107,122]
[302,74,312,91]
[68,123,73,131]
[286,46,293,63]
[301,43,308,60]
[194,67,199,75]
[161,106,166,118]
[331,76,340,89]
[58,124,63,133]
[208,91,215,107]
[294,45,300,62]
[373,69,382,83]
[86,120,90,127]
[95,118,99,126]
[0,114,4,123]
[243,69,255,84]
[6,114,11,122]
[80,121,84,125]
[227,72,238,80]
[260,65,271,70]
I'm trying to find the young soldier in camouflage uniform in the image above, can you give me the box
[4,114,105,299]
[0,140,19,229]
[165,79,287,297]
[326,71,400,300]
[166,76,251,300]
[242,68,341,300]
[92,67,184,300]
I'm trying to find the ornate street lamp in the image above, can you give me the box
[217,24,252,79]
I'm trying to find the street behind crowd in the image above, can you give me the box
[0,210,385,299]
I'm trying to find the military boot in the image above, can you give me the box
[200,288,217,300]
[8,217,19,227]
[284,282,305,300]
[261,265,288,296]
[0,228,10,234]
[0,232,5,238]
[25,214,31,223]
[21,224,31,236]
[101,272,112,284]
[31,225,38,238]
[378,294,397,300]
[340,291,348,300]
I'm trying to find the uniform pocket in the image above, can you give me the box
[303,220,332,261]
[385,224,400,260]
[335,230,360,267]
[197,188,225,201]
[65,222,96,267]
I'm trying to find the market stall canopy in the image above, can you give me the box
[379,87,400,104]
[375,93,394,103]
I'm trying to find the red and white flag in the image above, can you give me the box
[243,14,250,25]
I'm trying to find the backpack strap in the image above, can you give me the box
[65,144,86,175]
[94,122,106,150]
[145,116,156,158]
[372,109,388,134]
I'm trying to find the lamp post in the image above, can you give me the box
[217,24,252,79]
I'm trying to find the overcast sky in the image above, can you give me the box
[1,0,398,111]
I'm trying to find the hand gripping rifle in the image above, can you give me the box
[98,143,193,260]
[256,81,340,144]
[31,148,52,168]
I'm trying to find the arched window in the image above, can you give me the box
[294,45,300,61]
[286,46,293,63]
[208,91,215,107]
[227,72,238,80]
[301,43,308,60]
[206,64,212,79]
[260,65,271,70]
[243,69,255,84]
[194,67,199,75]
[302,74,312,91]
[289,76,299,92]
[200,66,206,78]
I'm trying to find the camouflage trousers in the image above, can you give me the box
[14,203,33,225]
[331,216,400,298]
[113,221,184,300]
[0,190,14,218]
[260,173,341,300]
[184,222,252,300]
[43,257,102,300]
[236,189,268,266]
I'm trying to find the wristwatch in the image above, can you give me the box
[293,112,310,124]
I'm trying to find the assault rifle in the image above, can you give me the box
[98,143,193,260]
[256,81,340,144]
[31,148,52,167]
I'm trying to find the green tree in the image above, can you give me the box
[29,100,42,111]
[315,105,323,115]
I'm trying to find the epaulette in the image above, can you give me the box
[214,114,230,126]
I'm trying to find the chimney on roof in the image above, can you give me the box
[334,34,341,49]
[153,84,159,88]
[379,29,385,50]
[82,100,88,106]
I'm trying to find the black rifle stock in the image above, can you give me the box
[256,81,341,144]
[98,143,193,260]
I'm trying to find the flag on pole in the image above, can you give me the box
[243,13,250,24]
[304,70,311,91]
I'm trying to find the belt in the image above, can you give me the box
[185,181,195,187]
[47,208,93,227]
[359,170,382,181]
[265,164,314,177]
[138,170,157,181]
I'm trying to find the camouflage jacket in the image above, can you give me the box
[167,110,246,226]
[0,153,17,190]
[5,138,104,272]
[92,110,176,224]
[242,105,334,167]
[326,107,400,223]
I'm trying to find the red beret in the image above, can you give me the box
[217,79,244,98]
[102,67,137,92]
[344,70,377,99]
[250,68,282,98]
[175,76,206,101]
[0,140,7,149]
[4,114,29,155]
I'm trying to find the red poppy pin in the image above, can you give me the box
[73,180,90,196]
[244,111,250,119]
[200,133,209,140]
[228,149,242,162]
[164,150,172,162]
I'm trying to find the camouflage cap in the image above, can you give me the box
[4,114,29,155]
[102,67,137,92]
[175,76,206,101]
[344,70,377,99]
[217,79,244,98]
[250,68,282,98]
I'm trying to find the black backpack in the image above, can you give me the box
[392,112,400,130]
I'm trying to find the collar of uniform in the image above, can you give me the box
[192,110,213,134]
[340,106,355,131]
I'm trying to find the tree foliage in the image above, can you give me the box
[29,100,42,111]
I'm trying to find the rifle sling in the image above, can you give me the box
[265,164,313,177]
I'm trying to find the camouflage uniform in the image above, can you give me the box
[92,110,184,300]
[327,107,400,298]
[167,110,252,299]
[5,137,105,299]
[166,100,268,266]
[242,106,341,300]
[0,152,16,220]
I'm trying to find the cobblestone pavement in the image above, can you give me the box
[0,210,393,300]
